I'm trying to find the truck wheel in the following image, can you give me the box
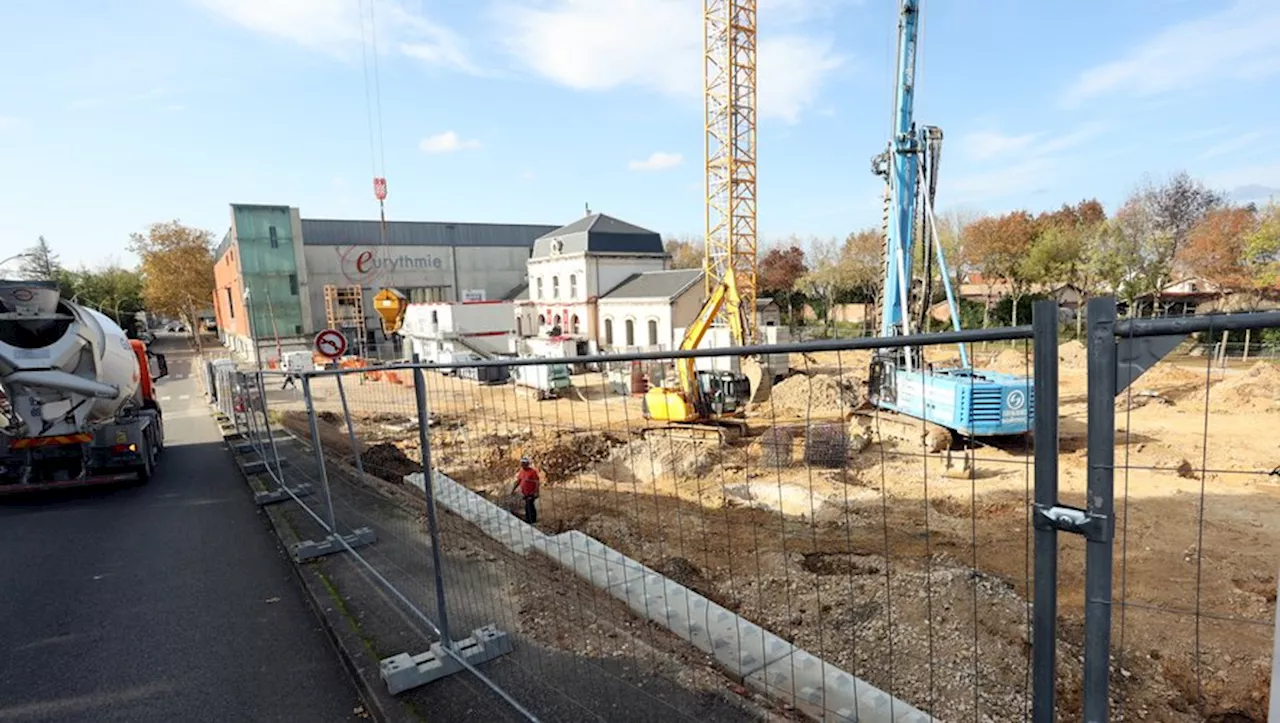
[134,448,155,485]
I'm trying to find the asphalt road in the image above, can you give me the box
[0,337,364,723]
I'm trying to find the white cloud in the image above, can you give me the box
[946,124,1104,204]
[1198,130,1268,160]
[68,86,167,111]
[1061,0,1280,106]
[958,131,1041,161]
[628,151,683,171]
[497,0,844,123]
[419,131,482,154]
[197,0,480,74]
[1205,160,1280,194]
[948,158,1054,204]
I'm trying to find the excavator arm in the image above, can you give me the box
[674,267,747,392]
[671,266,769,404]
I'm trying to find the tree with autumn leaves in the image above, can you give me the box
[672,168,1278,337]
[128,220,216,351]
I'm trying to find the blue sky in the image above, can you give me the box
[3,0,1280,269]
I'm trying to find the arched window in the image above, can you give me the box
[570,314,580,334]
[647,319,658,346]
[625,319,635,346]
[516,317,523,336]
[553,314,562,326]
[604,318,614,345]
[536,277,543,299]
[569,275,578,299]
[538,314,546,326]
[552,276,560,299]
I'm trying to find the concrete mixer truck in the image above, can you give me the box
[0,280,168,490]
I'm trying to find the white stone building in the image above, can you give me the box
[510,212,786,353]
[512,214,668,342]
[596,269,706,350]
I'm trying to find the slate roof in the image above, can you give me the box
[600,269,704,300]
[531,213,665,258]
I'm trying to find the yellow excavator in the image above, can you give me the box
[641,267,772,444]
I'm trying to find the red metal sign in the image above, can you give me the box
[314,328,349,359]
[373,177,388,202]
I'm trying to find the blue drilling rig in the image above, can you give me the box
[865,0,1033,452]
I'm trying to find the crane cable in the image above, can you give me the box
[359,0,389,240]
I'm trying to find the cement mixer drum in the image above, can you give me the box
[0,280,141,438]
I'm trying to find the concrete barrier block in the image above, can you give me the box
[745,648,935,723]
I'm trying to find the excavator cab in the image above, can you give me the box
[693,369,752,416]
[867,354,896,407]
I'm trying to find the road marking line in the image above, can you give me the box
[178,395,190,400]
[160,396,171,401]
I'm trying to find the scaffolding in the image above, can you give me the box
[323,285,367,356]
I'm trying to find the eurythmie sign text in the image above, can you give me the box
[335,246,446,285]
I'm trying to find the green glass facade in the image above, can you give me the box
[233,205,305,340]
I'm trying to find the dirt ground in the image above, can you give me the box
[285,343,1280,722]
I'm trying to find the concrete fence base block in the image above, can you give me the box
[379,625,514,695]
[254,483,314,506]
[291,527,377,562]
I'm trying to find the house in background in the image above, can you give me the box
[512,213,669,342]
[512,213,784,351]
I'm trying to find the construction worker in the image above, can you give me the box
[511,456,541,524]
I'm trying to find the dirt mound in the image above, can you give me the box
[1058,340,1087,370]
[987,348,1031,374]
[600,436,717,485]
[1136,363,1208,389]
[516,432,626,482]
[361,442,420,483]
[1213,361,1280,409]
[768,373,860,416]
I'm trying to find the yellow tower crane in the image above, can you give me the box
[703,0,759,343]
[640,0,771,442]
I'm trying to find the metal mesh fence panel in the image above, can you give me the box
[251,322,1053,722]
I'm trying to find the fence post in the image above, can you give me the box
[301,373,340,535]
[412,364,452,647]
[335,373,366,481]
[1031,299,1060,723]
[1083,297,1118,722]
[255,372,285,484]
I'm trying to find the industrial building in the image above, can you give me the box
[211,203,555,360]
[212,204,782,363]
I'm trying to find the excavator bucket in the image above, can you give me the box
[741,356,772,404]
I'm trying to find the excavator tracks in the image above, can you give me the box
[853,405,953,453]
[640,421,747,446]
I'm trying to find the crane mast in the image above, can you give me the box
[704,0,758,343]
